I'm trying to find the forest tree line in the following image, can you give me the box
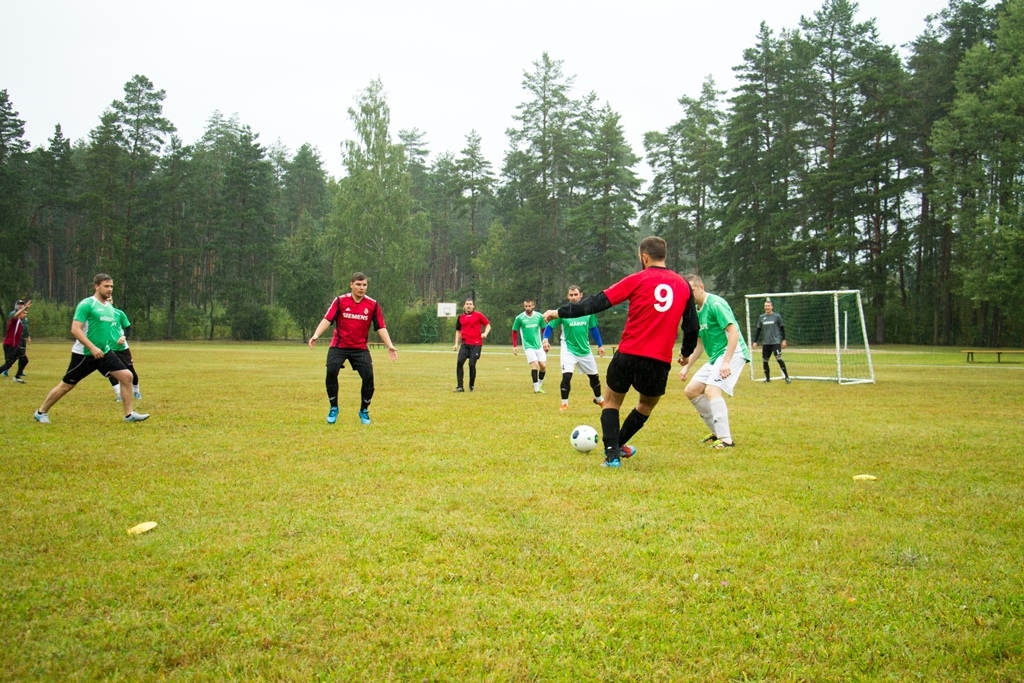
[1,0,1021,346]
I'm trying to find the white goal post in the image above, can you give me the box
[744,290,875,385]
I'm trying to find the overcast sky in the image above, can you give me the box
[3,0,952,180]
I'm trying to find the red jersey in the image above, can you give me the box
[456,311,490,345]
[3,315,25,347]
[324,294,385,350]
[604,266,691,364]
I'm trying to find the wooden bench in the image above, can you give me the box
[961,349,1024,363]
[369,342,384,350]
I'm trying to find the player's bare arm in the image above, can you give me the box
[719,324,740,379]
[71,320,103,358]
[377,328,398,361]
[308,317,332,349]
[679,338,705,381]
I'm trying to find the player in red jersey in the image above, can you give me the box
[2,299,31,381]
[309,272,397,425]
[544,236,699,467]
[453,298,491,392]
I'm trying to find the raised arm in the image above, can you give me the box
[543,292,612,322]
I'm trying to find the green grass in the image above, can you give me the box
[2,342,1022,681]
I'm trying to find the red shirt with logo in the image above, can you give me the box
[3,315,25,347]
[603,266,691,364]
[456,311,490,346]
[324,294,385,349]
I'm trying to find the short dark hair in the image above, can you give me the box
[685,273,705,288]
[94,273,112,286]
[523,298,534,304]
[639,236,667,261]
[350,272,367,283]
[567,285,581,294]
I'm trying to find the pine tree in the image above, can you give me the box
[331,80,426,317]
[0,89,31,304]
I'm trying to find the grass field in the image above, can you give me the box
[1,342,1022,681]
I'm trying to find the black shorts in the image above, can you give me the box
[327,347,373,375]
[605,351,671,398]
[3,344,18,365]
[114,348,134,367]
[62,352,129,385]
[761,344,783,361]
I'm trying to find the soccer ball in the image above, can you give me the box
[570,425,599,452]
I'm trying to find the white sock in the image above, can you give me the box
[690,395,716,433]
[133,384,140,393]
[709,397,731,442]
[113,385,121,398]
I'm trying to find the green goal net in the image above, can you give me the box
[744,290,875,385]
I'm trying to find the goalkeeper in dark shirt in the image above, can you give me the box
[752,299,790,383]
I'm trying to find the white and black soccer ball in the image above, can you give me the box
[570,425,599,452]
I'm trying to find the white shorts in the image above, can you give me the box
[524,347,547,364]
[561,351,598,376]
[692,354,748,396]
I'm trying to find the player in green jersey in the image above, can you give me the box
[511,298,547,393]
[678,274,749,449]
[105,300,143,402]
[543,286,605,411]
[33,274,150,424]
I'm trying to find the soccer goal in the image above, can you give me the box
[744,290,875,385]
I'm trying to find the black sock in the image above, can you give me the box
[561,372,572,400]
[539,370,545,381]
[618,409,649,445]
[531,369,539,383]
[763,362,770,380]
[600,408,620,458]
[778,360,788,378]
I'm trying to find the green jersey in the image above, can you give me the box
[112,308,131,351]
[697,292,750,364]
[548,314,598,357]
[71,296,120,355]
[512,311,546,350]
